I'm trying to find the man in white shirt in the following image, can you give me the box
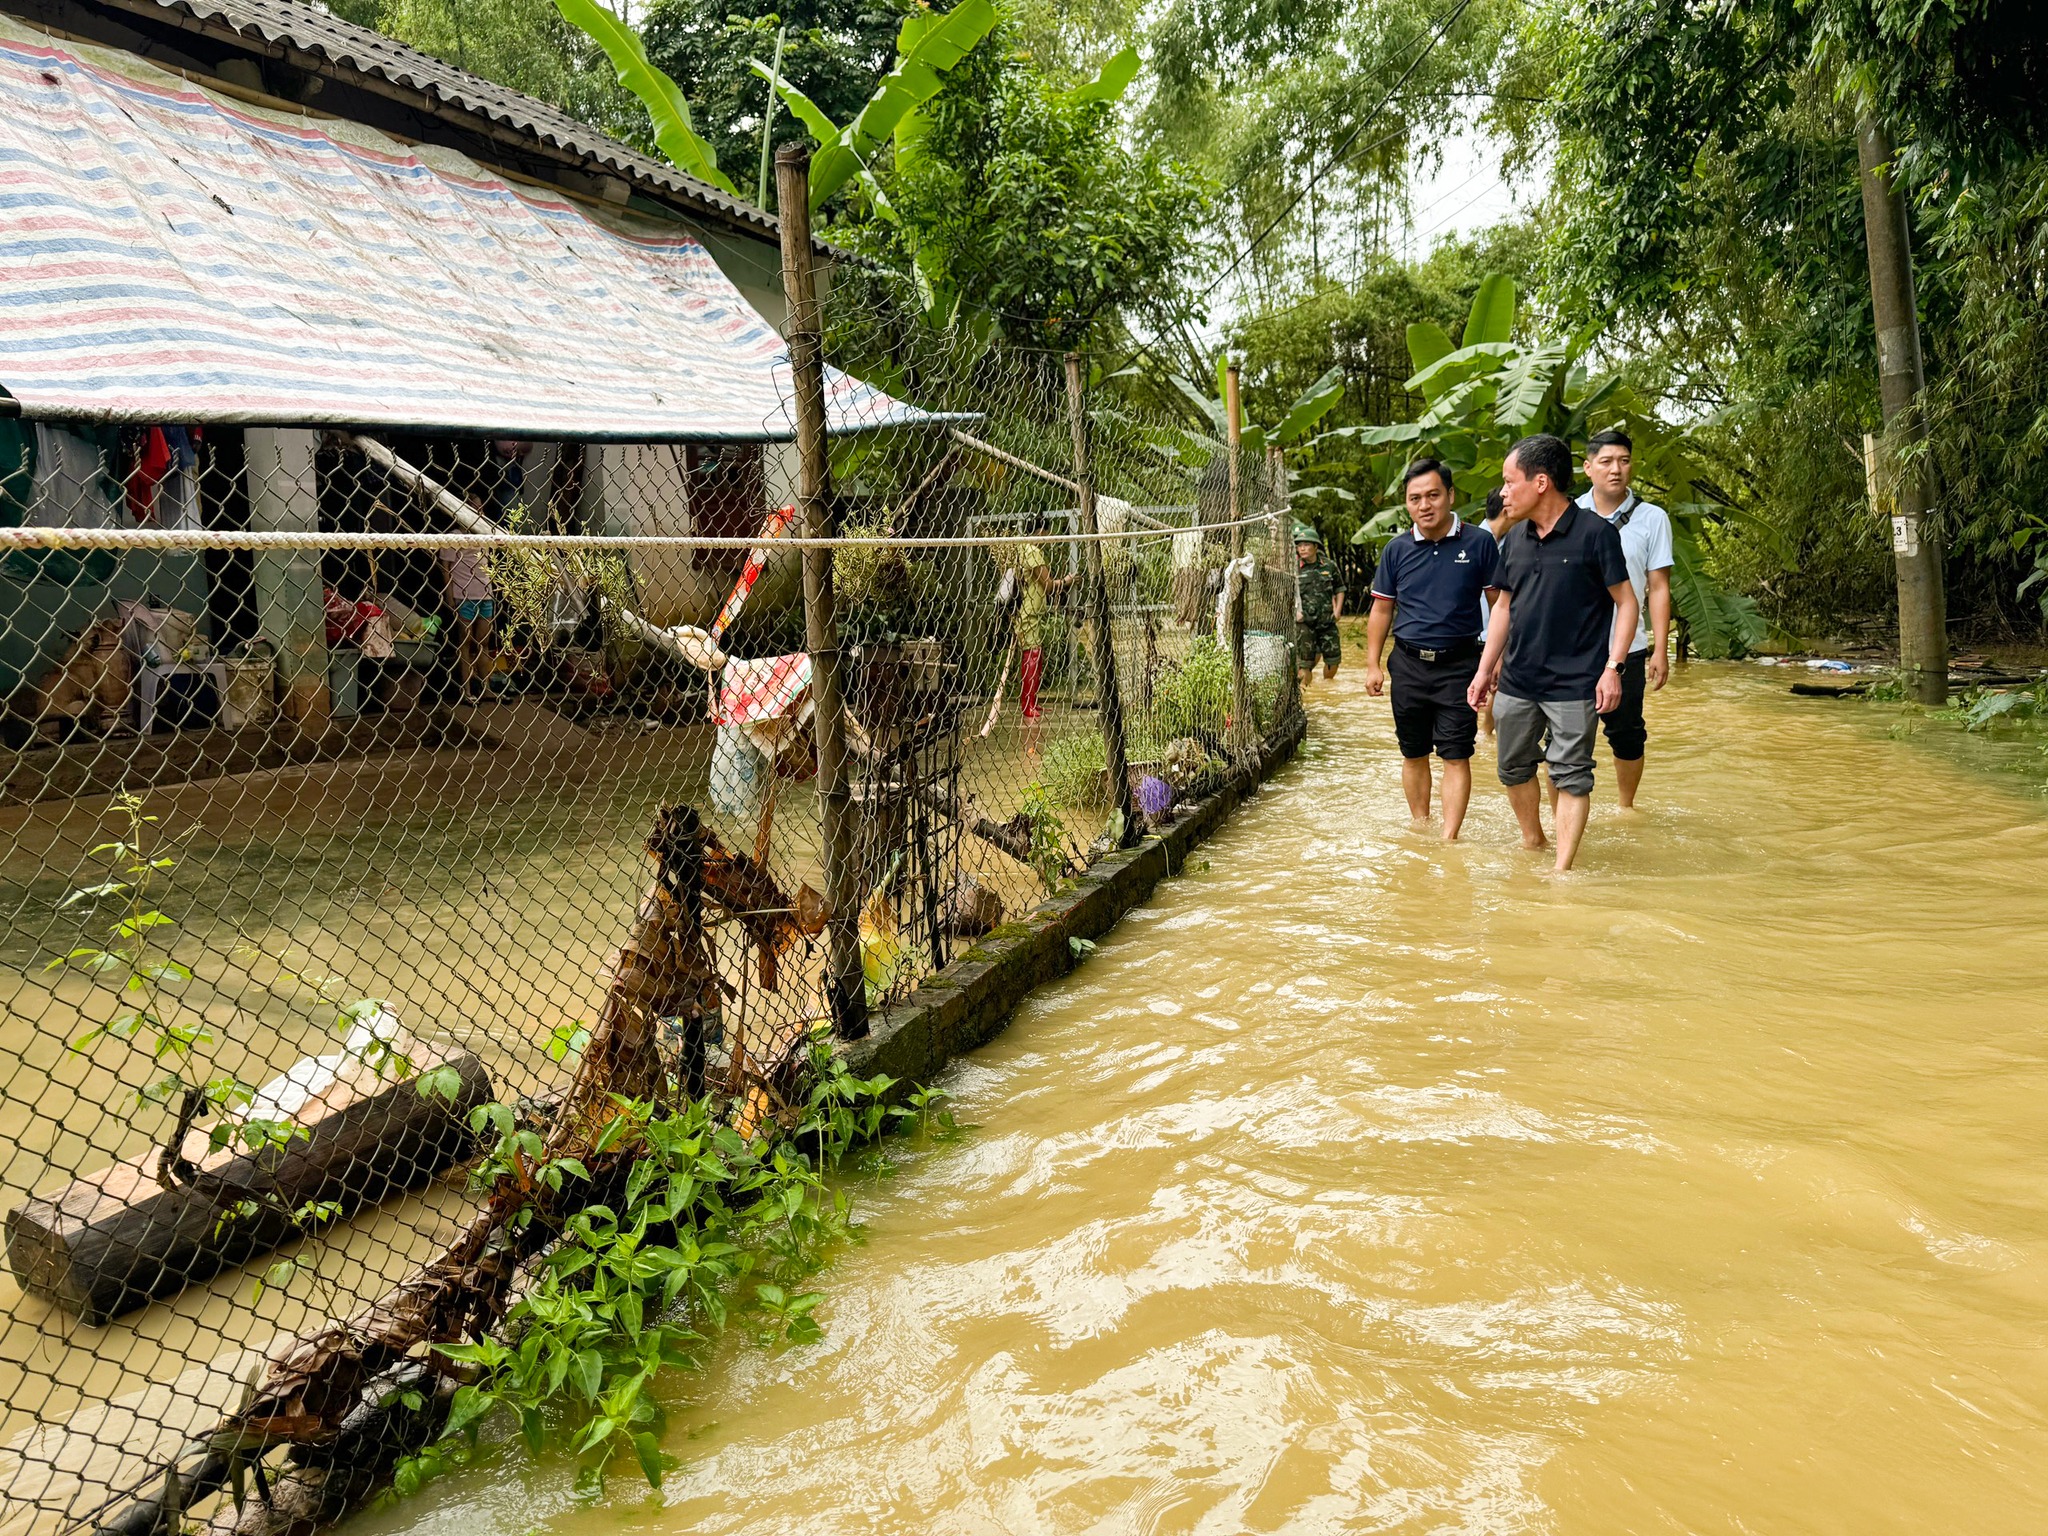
[1577,429,1673,809]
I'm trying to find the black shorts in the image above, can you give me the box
[1390,646,1480,761]
[1298,620,1341,669]
[1598,649,1648,760]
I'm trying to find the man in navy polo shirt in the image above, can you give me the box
[1364,458,1500,840]
[1468,434,1638,873]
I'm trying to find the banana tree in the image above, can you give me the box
[752,0,999,215]
[756,18,1130,332]
[1317,275,1772,657]
[552,0,739,196]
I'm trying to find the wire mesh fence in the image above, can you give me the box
[0,285,1302,1533]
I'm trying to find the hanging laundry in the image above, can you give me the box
[125,427,171,524]
[157,426,202,530]
[32,424,120,528]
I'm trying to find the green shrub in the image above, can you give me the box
[1148,636,1232,740]
[1040,731,1109,808]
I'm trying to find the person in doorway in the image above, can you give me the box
[1577,429,1674,809]
[1468,435,1638,873]
[440,506,497,703]
[1363,460,1500,839]
[1294,522,1343,684]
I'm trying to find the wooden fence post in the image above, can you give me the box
[1065,353,1137,841]
[777,144,865,1040]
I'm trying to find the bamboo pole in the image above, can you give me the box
[777,144,866,1041]
[943,428,1179,532]
[1065,353,1138,842]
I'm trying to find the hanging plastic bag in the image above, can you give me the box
[710,722,766,819]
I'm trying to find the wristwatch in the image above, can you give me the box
[1604,660,1623,671]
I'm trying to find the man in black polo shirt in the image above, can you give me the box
[1364,458,1500,840]
[1468,434,1639,873]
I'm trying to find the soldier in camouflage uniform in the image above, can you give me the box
[1294,521,1344,684]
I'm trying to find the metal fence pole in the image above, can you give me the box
[1065,352,1137,841]
[1224,361,1250,751]
[777,144,866,1040]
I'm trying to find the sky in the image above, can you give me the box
[1194,124,1536,348]
[1399,124,1528,259]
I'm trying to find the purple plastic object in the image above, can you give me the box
[1137,775,1173,817]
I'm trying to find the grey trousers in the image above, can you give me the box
[1494,692,1598,797]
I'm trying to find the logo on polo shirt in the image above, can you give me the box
[1454,549,1470,562]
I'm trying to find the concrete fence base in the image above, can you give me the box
[849,707,1306,1088]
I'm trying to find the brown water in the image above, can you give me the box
[361,664,2046,1531]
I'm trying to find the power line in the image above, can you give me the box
[1200,0,1479,301]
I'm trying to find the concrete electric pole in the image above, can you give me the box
[1855,114,1947,704]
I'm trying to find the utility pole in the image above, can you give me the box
[777,143,865,1040]
[1856,114,1947,704]
[1065,353,1138,841]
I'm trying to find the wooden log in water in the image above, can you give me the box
[4,1044,491,1324]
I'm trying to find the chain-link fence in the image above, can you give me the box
[0,257,1301,1534]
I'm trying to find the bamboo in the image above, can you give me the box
[778,144,866,1041]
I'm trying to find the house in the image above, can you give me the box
[0,0,915,756]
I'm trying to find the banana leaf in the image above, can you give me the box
[1404,322,1457,389]
[1272,366,1346,446]
[758,0,996,210]
[1669,523,1763,658]
[1419,374,1497,432]
[1070,44,1140,103]
[1172,374,1229,436]
[555,0,737,196]
[1462,274,1516,348]
[1404,341,1517,399]
[1493,341,1571,433]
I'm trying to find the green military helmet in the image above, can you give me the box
[1292,521,1323,547]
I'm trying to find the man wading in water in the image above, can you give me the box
[1576,428,1674,809]
[1469,434,1638,873]
[1363,458,1500,840]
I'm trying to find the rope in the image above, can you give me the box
[0,514,1277,555]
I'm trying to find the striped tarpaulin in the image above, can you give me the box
[0,34,929,439]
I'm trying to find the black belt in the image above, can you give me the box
[1395,638,1480,663]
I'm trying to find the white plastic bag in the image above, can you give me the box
[710,722,766,819]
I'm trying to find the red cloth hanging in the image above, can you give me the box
[125,427,171,523]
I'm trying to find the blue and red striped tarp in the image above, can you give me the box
[0,34,928,440]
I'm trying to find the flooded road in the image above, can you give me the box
[358,662,2048,1535]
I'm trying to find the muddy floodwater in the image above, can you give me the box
[363,666,2045,1531]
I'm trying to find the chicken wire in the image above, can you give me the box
[0,331,1300,1534]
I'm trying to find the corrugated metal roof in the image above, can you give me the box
[96,0,783,242]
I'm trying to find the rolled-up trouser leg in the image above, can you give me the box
[1496,693,1598,795]
[1493,692,1547,786]
[1539,698,1598,796]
